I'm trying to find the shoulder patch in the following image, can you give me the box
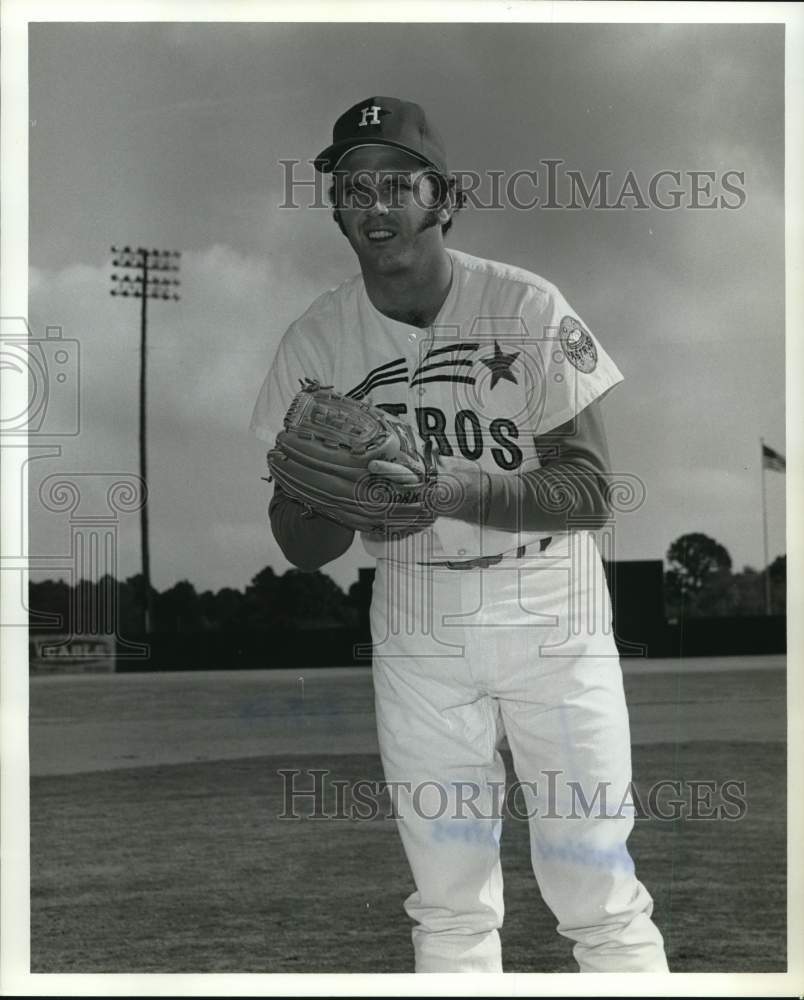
[559,316,597,373]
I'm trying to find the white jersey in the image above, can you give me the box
[250,248,624,562]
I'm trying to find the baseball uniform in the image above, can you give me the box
[251,247,669,972]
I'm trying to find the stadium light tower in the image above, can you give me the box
[110,246,181,634]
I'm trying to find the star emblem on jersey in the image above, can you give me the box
[479,340,520,388]
[559,316,597,373]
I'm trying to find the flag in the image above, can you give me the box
[762,443,786,473]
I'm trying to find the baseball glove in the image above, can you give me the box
[266,379,440,535]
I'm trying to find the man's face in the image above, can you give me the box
[332,145,448,275]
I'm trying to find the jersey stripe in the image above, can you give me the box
[423,342,479,359]
[409,374,477,387]
[350,373,410,399]
[412,358,474,377]
[346,358,407,398]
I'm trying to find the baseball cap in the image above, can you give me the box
[314,97,448,175]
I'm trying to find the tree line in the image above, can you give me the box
[28,532,785,635]
[28,566,370,636]
[665,532,786,619]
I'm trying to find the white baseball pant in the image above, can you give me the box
[369,533,669,973]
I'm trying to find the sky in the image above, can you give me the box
[25,20,787,595]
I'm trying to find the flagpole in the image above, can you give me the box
[760,437,771,614]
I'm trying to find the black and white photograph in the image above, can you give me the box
[1,1,802,993]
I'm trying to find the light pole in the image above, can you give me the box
[110,246,181,633]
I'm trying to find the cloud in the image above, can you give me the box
[26,244,339,588]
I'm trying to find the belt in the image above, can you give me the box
[424,537,552,570]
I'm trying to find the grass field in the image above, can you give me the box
[29,659,787,973]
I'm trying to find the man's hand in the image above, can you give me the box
[369,450,490,524]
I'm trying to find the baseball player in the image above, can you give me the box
[251,97,669,974]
